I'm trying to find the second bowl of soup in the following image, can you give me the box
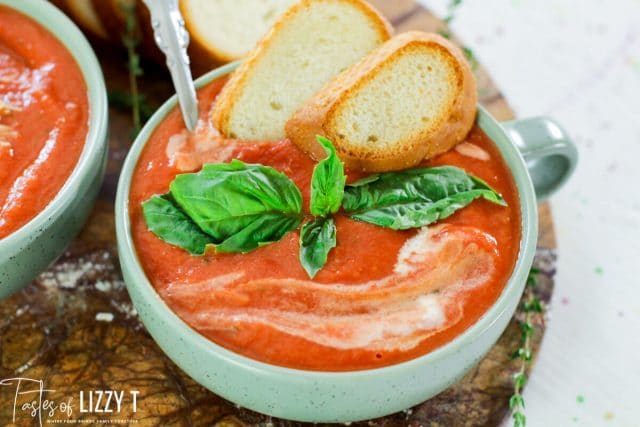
[0,0,108,298]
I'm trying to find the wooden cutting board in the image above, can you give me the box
[0,1,556,425]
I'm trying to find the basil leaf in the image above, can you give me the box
[309,136,346,216]
[343,166,506,230]
[142,194,214,255]
[169,160,303,252]
[299,216,337,279]
[216,213,301,253]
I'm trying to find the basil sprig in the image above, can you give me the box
[142,160,303,254]
[342,166,506,230]
[141,137,506,278]
[299,136,346,278]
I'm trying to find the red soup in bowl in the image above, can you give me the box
[128,78,521,372]
[0,5,88,238]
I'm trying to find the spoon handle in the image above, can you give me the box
[142,0,198,131]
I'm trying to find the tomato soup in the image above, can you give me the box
[0,6,88,239]
[129,80,521,371]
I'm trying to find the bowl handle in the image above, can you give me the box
[501,117,578,201]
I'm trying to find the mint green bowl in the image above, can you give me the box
[115,63,577,423]
[0,0,108,298]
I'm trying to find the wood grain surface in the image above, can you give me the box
[0,1,555,425]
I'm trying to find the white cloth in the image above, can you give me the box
[418,1,640,425]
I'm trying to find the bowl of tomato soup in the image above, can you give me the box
[0,0,108,297]
[115,63,576,422]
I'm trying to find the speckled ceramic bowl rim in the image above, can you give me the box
[0,0,108,248]
[115,62,537,377]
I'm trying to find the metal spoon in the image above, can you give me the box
[142,0,198,131]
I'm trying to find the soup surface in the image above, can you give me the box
[0,6,88,239]
[130,79,521,371]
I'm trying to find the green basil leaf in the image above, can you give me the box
[169,159,303,252]
[309,136,346,216]
[299,216,337,279]
[216,213,301,253]
[142,194,214,255]
[343,166,506,230]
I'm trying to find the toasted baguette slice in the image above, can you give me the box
[181,0,297,64]
[286,31,477,172]
[211,0,392,141]
[65,0,108,38]
[92,0,134,41]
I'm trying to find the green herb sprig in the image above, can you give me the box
[108,0,153,139]
[442,0,463,27]
[122,0,143,136]
[509,267,544,427]
[299,136,346,277]
[437,0,479,71]
[143,160,304,255]
[142,137,506,277]
[342,167,505,230]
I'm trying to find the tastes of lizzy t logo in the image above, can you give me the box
[0,377,140,425]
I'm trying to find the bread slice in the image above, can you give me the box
[64,0,108,38]
[211,0,392,141]
[285,31,477,172]
[91,0,134,41]
[181,0,297,64]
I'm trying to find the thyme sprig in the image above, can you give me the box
[122,0,143,136]
[437,0,479,70]
[442,0,463,29]
[107,0,152,140]
[441,5,546,423]
[509,267,544,427]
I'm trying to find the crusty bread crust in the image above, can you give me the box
[184,28,225,76]
[211,0,393,139]
[91,0,125,41]
[64,0,108,38]
[285,31,477,172]
[180,0,231,67]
